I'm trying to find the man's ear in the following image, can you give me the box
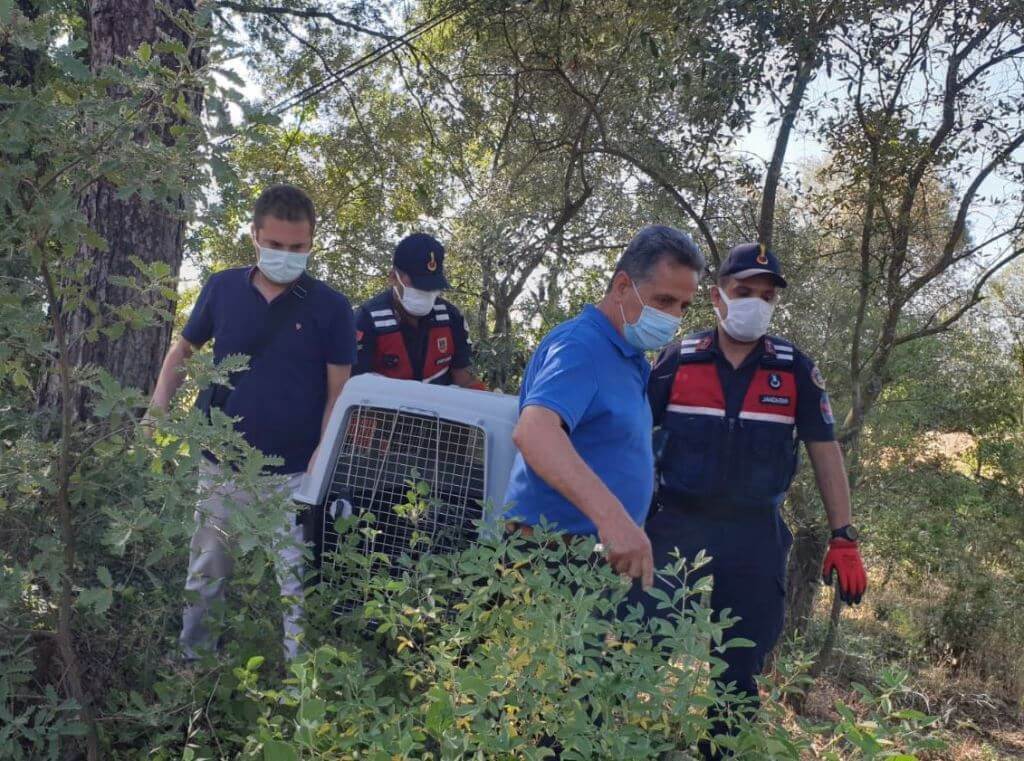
[610,271,630,301]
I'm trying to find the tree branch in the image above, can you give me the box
[592,145,720,266]
[893,246,1024,346]
[215,1,394,40]
[904,130,1024,300]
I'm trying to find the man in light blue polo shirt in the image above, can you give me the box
[504,226,704,586]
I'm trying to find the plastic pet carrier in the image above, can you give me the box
[292,375,520,607]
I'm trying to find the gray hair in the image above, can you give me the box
[611,225,705,286]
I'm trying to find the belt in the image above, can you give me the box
[657,490,777,520]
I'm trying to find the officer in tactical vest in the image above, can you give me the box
[635,243,867,720]
[353,233,485,389]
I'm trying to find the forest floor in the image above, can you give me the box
[783,580,1024,759]
[799,675,1024,759]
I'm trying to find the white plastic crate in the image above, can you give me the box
[292,375,519,597]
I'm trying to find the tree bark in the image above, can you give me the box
[40,0,205,418]
[783,479,826,640]
[757,51,818,247]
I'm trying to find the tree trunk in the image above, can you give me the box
[492,297,514,391]
[783,478,826,641]
[757,51,818,247]
[40,0,205,418]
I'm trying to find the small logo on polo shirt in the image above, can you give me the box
[768,373,782,389]
[295,322,302,331]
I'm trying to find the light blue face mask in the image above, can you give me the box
[620,280,681,351]
[257,246,309,284]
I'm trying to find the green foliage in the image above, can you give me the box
[1,0,1022,757]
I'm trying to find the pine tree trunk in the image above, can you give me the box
[40,0,205,419]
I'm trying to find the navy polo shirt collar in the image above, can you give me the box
[580,304,643,360]
[246,267,314,303]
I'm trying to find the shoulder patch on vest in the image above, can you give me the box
[761,336,795,368]
[679,332,714,362]
[821,392,835,424]
[810,364,827,390]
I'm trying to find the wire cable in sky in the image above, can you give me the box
[268,3,471,116]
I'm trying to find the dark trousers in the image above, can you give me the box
[629,501,790,756]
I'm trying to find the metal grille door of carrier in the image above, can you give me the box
[319,404,486,606]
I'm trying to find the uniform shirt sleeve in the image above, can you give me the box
[448,304,473,370]
[181,274,218,346]
[352,306,375,376]
[521,338,597,432]
[324,291,357,366]
[647,342,680,426]
[795,352,837,442]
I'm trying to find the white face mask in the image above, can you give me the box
[394,282,441,317]
[257,246,309,284]
[714,288,776,342]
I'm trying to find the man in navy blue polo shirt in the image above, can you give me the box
[353,233,485,389]
[637,243,867,748]
[148,184,356,661]
[503,226,704,586]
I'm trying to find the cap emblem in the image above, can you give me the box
[427,251,438,272]
[756,243,769,266]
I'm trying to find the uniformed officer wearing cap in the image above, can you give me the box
[633,243,867,729]
[353,233,485,388]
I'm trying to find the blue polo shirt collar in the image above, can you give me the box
[580,304,642,360]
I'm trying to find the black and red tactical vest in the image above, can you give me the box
[658,330,800,509]
[367,299,455,384]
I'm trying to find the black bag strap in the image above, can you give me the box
[196,275,315,416]
[243,274,313,364]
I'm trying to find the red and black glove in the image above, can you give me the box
[822,538,867,605]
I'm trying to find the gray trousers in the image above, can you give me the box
[179,461,307,661]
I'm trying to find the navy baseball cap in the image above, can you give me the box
[393,233,449,290]
[719,243,788,288]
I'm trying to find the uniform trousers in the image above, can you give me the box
[633,501,790,697]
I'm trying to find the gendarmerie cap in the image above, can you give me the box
[719,243,788,288]
[393,233,449,290]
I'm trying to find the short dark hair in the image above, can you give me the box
[253,184,316,231]
[611,225,705,286]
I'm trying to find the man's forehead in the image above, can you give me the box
[643,262,699,289]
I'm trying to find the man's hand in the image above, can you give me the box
[139,405,166,439]
[822,538,867,605]
[145,337,196,439]
[598,510,654,588]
